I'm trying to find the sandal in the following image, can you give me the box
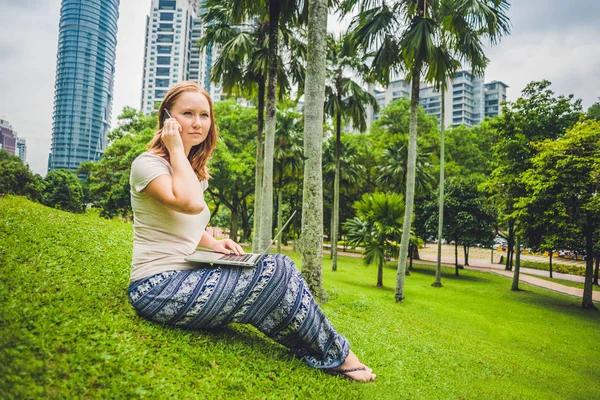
[324,366,368,381]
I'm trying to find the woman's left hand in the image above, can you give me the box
[212,239,245,256]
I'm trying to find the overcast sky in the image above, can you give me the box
[1,0,599,176]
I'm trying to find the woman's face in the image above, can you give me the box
[169,90,212,153]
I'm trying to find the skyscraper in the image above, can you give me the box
[48,0,120,173]
[367,71,508,129]
[0,118,17,155]
[140,0,220,116]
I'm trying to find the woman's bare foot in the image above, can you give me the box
[328,350,376,382]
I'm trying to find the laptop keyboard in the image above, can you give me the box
[219,253,254,262]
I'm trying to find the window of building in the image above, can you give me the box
[158,0,176,10]
[160,12,174,21]
[157,45,171,54]
[155,78,170,87]
[157,34,173,43]
[156,67,170,76]
[157,56,171,64]
[158,23,173,31]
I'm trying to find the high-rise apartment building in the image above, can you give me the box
[0,118,27,163]
[140,0,220,116]
[368,71,508,129]
[0,118,16,155]
[48,0,120,173]
[484,81,508,118]
[16,137,27,164]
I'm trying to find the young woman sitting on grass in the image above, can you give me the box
[127,81,376,382]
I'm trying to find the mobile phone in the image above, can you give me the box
[163,108,172,123]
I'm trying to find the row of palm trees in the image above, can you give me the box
[199,0,510,302]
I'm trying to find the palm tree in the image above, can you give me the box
[344,0,510,302]
[199,0,306,252]
[301,0,328,301]
[324,33,379,271]
[323,134,367,256]
[199,3,267,251]
[344,192,406,287]
[432,89,446,287]
[375,137,435,197]
[257,0,308,253]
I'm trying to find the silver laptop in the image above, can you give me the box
[185,210,297,267]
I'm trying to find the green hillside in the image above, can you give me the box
[1,196,598,399]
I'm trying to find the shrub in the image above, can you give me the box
[520,260,586,277]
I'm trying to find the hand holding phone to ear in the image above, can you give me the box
[161,109,184,153]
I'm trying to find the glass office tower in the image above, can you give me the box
[48,0,120,173]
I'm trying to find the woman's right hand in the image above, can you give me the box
[161,116,184,153]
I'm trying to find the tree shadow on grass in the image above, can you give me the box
[505,283,600,321]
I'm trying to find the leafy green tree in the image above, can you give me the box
[41,169,84,213]
[521,120,600,309]
[484,81,582,272]
[208,100,258,242]
[344,192,405,287]
[80,108,156,219]
[444,121,495,182]
[369,98,438,197]
[345,0,510,302]
[323,133,366,251]
[0,150,42,201]
[324,32,379,271]
[426,177,495,276]
[587,100,600,121]
[300,0,328,301]
[274,103,304,252]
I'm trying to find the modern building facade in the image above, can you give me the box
[140,0,220,116]
[0,118,17,155]
[16,137,27,164]
[484,81,508,118]
[367,71,508,128]
[0,118,27,163]
[48,0,120,173]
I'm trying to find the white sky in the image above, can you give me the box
[0,0,599,176]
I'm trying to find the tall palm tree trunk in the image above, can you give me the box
[511,235,521,291]
[454,240,459,276]
[433,90,445,288]
[253,79,266,252]
[258,0,281,252]
[332,93,342,271]
[301,0,328,302]
[277,181,283,254]
[582,213,597,309]
[395,66,421,302]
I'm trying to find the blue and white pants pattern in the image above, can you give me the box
[128,254,349,369]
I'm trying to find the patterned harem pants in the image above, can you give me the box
[128,254,349,369]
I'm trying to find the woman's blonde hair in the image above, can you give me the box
[148,81,218,181]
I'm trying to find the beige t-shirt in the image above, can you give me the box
[129,152,210,282]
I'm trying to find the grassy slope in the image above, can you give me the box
[1,196,598,400]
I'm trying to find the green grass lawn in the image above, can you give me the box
[1,196,599,399]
